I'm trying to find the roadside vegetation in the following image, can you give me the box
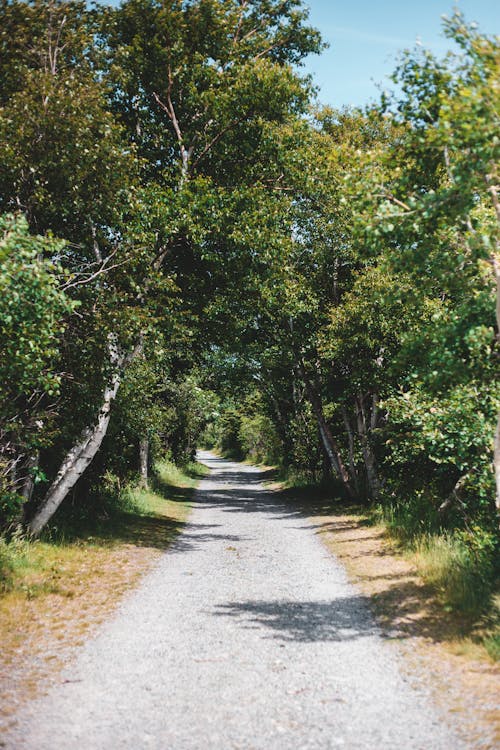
[0,0,498,664]
[0,459,201,597]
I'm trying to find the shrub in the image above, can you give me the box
[217,409,244,459]
[239,414,281,465]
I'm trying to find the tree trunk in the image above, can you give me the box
[26,336,142,537]
[268,393,292,463]
[27,376,121,536]
[139,437,149,488]
[298,362,354,497]
[20,451,39,505]
[341,406,361,496]
[356,393,381,501]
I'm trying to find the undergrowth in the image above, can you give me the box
[375,500,499,659]
[413,531,496,615]
[0,459,203,597]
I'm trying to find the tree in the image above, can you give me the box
[376,13,500,519]
[0,214,74,523]
[0,0,322,533]
[0,0,145,533]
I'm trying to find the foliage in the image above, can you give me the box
[0,0,498,635]
[217,408,244,460]
[0,215,71,398]
[239,414,281,465]
[0,0,322,530]
[0,214,74,522]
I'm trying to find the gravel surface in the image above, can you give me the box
[6,452,465,749]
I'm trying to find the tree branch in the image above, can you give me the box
[191,114,250,172]
[376,192,413,212]
[232,1,249,47]
[153,74,191,180]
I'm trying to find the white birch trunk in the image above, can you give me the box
[27,335,143,537]
[27,374,122,536]
[341,406,361,496]
[296,361,354,496]
[139,437,149,488]
[356,393,381,501]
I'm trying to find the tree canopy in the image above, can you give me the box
[0,1,498,568]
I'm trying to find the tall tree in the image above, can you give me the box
[0,0,322,533]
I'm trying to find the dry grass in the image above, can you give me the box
[0,463,194,731]
[306,507,500,749]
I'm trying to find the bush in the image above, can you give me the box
[217,408,244,459]
[239,414,281,465]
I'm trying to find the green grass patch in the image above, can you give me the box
[483,633,500,661]
[373,500,500,659]
[413,531,496,617]
[156,459,209,489]
[0,533,32,593]
[0,459,206,597]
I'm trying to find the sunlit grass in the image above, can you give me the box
[483,632,500,661]
[413,538,500,660]
[156,458,209,489]
[413,533,494,617]
[374,513,500,660]
[0,459,205,598]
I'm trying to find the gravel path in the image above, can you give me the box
[6,452,465,749]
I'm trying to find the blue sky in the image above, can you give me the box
[301,1,500,108]
[100,1,499,108]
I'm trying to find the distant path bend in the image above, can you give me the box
[7,452,464,749]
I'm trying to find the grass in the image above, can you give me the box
[0,459,201,596]
[412,533,495,616]
[0,459,205,595]
[0,459,204,724]
[155,458,209,488]
[412,534,500,662]
[484,630,500,661]
[372,502,499,659]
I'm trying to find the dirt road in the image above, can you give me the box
[5,453,465,749]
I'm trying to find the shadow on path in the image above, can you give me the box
[213,597,378,643]
[198,455,477,648]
